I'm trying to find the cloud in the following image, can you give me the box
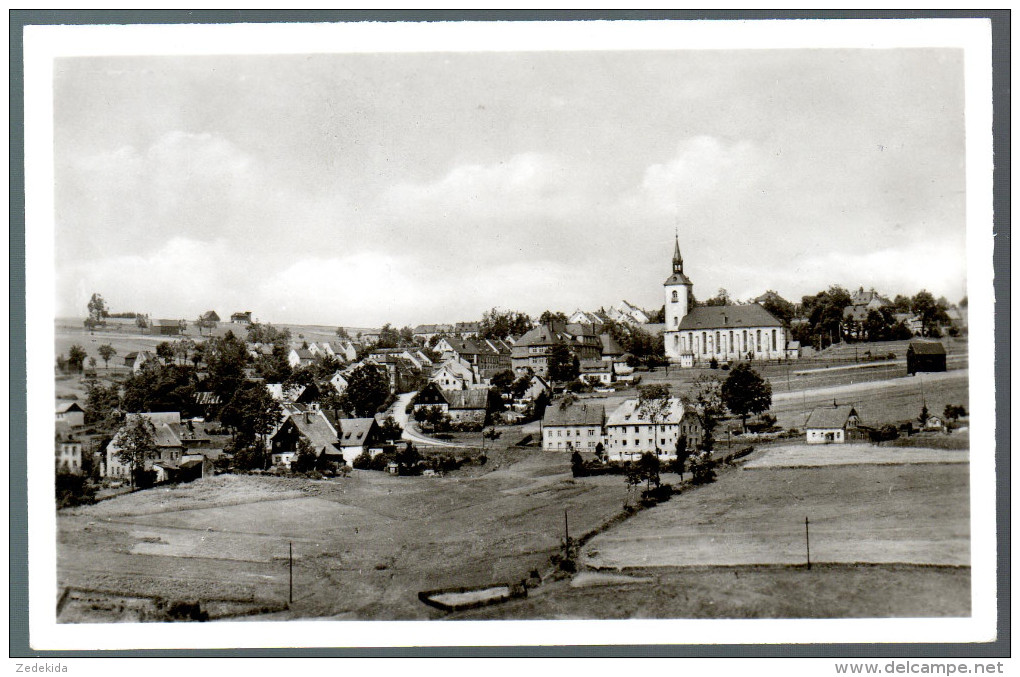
[638,136,760,214]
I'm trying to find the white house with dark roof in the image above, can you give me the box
[56,401,86,428]
[604,397,704,462]
[804,405,864,444]
[541,401,605,452]
[663,235,790,365]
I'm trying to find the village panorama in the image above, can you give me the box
[53,237,970,622]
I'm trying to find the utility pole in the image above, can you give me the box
[804,517,811,570]
[564,509,569,543]
[289,541,293,605]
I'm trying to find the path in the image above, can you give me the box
[386,392,459,447]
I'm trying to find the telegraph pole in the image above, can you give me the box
[804,517,811,570]
[289,541,293,605]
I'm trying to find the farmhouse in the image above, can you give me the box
[579,359,613,385]
[430,358,477,390]
[105,412,186,479]
[336,417,384,465]
[56,401,86,428]
[413,324,454,342]
[155,319,185,336]
[412,382,489,427]
[123,351,154,373]
[288,347,316,368]
[804,405,866,444]
[541,401,604,452]
[663,236,791,365]
[907,340,947,375]
[231,311,253,324]
[604,397,704,462]
[269,409,342,469]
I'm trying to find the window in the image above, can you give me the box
[756,330,761,352]
[671,290,678,302]
[622,440,627,447]
[661,439,666,446]
[729,331,734,353]
[715,331,721,353]
[589,430,595,436]
[772,329,777,351]
[702,332,707,354]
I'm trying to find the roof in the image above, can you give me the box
[843,305,871,322]
[288,410,339,452]
[579,359,611,374]
[908,341,947,355]
[455,322,481,332]
[606,398,689,427]
[599,333,625,356]
[157,319,182,327]
[678,304,782,330]
[444,389,489,410]
[56,401,85,414]
[513,324,566,348]
[201,310,220,321]
[294,348,315,359]
[805,405,859,429]
[543,401,605,427]
[413,324,452,334]
[663,271,694,286]
[337,418,378,447]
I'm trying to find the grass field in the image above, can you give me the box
[582,461,969,569]
[58,451,631,620]
[449,564,970,620]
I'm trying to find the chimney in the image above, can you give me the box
[303,411,310,424]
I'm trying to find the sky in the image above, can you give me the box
[53,48,967,327]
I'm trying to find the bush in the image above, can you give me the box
[55,473,96,508]
[640,483,673,506]
[166,601,209,622]
[709,357,719,369]
[688,452,716,485]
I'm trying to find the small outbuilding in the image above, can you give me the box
[906,341,947,375]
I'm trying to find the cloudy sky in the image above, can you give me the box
[54,48,966,327]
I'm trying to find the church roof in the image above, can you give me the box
[678,304,782,330]
[663,271,693,286]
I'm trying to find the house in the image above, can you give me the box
[579,359,613,385]
[56,401,86,428]
[413,324,454,342]
[326,339,358,363]
[907,341,947,374]
[155,319,185,336]
[663,235,792,364]
[231,311,253,324]
[336,417,384,465]
[510,322,601,378]
[269,408,343,469]
[849,286,891,310]
[433,337,510,372]
[804,405,865,444]
[200,310,221,323]
[430,358,476,390]
[612,358,636,381]
[329,371,349,395]
[599,333,625,362]
[517,373,550,401]
[105,412,186,479]
[541,401,604,452]
[287,348,316,368]
[604,397,704,462]
[123,351,154,373]
[785,340,802,360]
[923,414,946,432]
[608,301,651,326]
[412,383,489,427]
[367,353,424,393]
[55,429,85,474]
[568,310,608,329]
[454,321,481,338]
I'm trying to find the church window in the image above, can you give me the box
[729,331,734,353]
[756,330,761,352]
[671,290,678,303]
[674,316,679,327]
[715,331,721,354]
[701,332,707,355]
[772,329,777,352]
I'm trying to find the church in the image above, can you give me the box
[663,236,790,367]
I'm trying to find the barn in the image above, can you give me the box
[907,341,947,375]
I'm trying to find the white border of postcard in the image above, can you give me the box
[24,17,996,649]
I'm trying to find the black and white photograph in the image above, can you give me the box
[21,16,999,654]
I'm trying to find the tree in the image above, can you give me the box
[395,443,422,475]
[343,363,391,416]
[759,292,795,326]
[637,384,672,456]
[688,451,716,485]
[703,288,731,307]
[533,390,550,421]
[721,363,772,432]
[570,450,585,478]
[673,434,692,480]
[84,381,121,430]
[636,452,661,490]
[685,375,725,433]
[547,344,577,383]
[97,344,116,369]
[292,437,318,473]
[911,290,950,338]
[490,369,516,393]
[944,404,968,421]
[87,357,97,371]
[67,344,87,372]
[204,331,250,405]
[918,403,930,426]
[477,307,533,341]
[378,416,403,442]
[538,310,568,325]
[336,326,351,340]
[220,383,283,457]
[155,341,175,365]
[85,293,107,333]
[115,416,157,489]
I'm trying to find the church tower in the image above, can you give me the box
[663,234,693,361]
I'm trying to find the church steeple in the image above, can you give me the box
[672,232,684,274]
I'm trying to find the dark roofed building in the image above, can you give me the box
[231,311,253,324]
[155,319,185,336]
[678,304,782,331]
[805,405,865,444]
[907,341,947,375]
[541,401,605,452]
[511,322,601,377]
